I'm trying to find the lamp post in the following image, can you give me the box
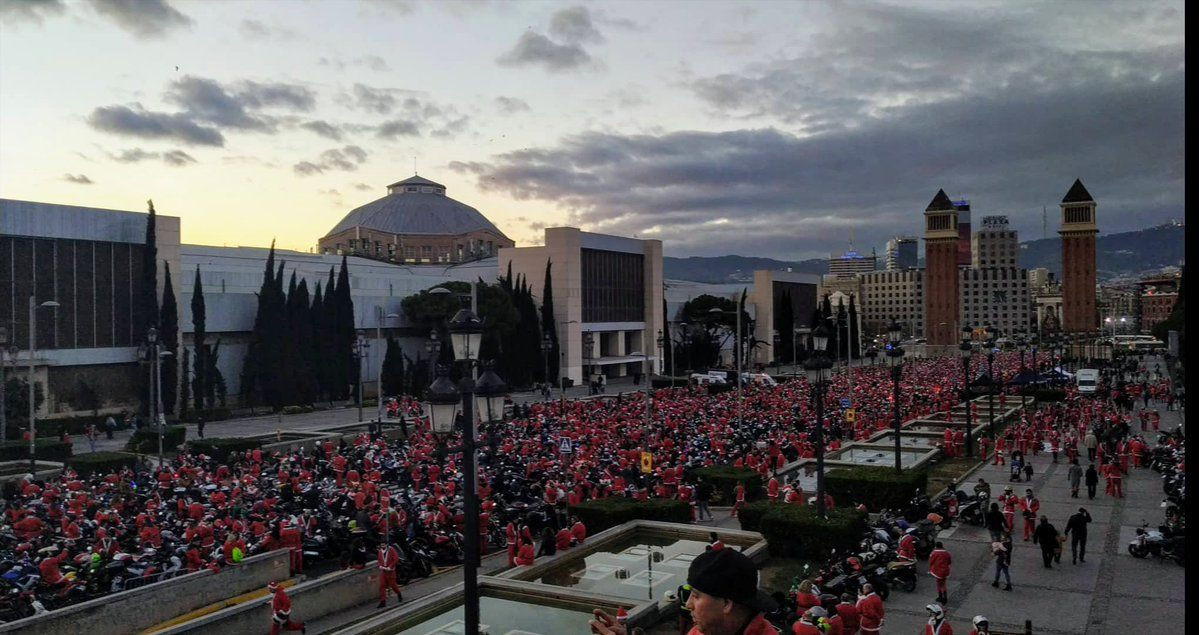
[656,329,667,385]
[28,297,60,471]
[425,305,494,635]
[424,329,439,391]
[708,306,743,429]
[540,331,553,400]
[886,320,905,472]
[1016,332,1028,412]
[792,324,801,374]
[351,335,368,422]
[984,325,998,438]
[0,327,10,443]
[772,330,780,376]
[959,329,975,458]
[376,308,400,426]
[803,323,833,518]
[581,331,595,393]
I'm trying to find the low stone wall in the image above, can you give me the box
[0,460,62,483]
[155,563,380,634]
[0,548,290,635]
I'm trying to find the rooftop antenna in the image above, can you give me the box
[413,154,418,176]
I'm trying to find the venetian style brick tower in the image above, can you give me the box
[1059,179,1098,332]
[923,189,960,348]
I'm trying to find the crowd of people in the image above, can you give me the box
[0,347,1178,632]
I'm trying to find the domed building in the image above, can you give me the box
[318,175,514,263]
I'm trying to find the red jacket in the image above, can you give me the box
[928,548,952,579]
[271,587,292,614]
[856,592,885,631]
[792,620,822,635]
[897,534,916,560]
[570,521,586,544]
[836,601,859,633]
[515,544,535,566]
[925,621,954,635]
[377,545,400,571]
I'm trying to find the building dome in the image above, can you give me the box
[323,176,509,239]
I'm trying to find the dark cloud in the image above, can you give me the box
[63,173,94,184]
[293,145,369,176]
[454,65,1183,258]
[495,96,531,114]
[346,83,399,114]
[108,147,197,166]
[0,0,66,24]
[235,80,316,111]
[300,120,343,141]
[318,55,389,72]
[353,182,373,191]
[497,32,592,72]
[549,6,603,44]
[89,0,192,38]
[376,120,419,139]
[162,76,315,132]
[87,104,224,146]
[239,18,295,40]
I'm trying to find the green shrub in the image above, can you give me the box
[824,465,928,512]
[569,498,692,533]
[689,465,763,504]
[66,451,138,477]
[737,500,780,533]
[0,438,73,462]
[126,426,186,454]
[187,437,263,461]
[28,415,110,438]
[758,505,867,560]
[282,405,305,415]
[179,408,232,423]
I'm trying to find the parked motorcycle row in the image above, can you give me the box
[1130,431,1185,566]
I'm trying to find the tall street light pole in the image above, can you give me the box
[426,303,494,635]
[985,326,998,439]
[376,307,400,426]
[0,327,10,443]
[886,320,905,472]
[28,297,60,471]
[803,322,833,518]
[709,305,743,429]
[960,327,975,459]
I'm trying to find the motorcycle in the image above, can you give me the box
[1127,523,1184,565]
[956,493,987,527]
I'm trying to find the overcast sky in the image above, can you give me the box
[0,0,1184,259]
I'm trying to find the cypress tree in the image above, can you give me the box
[159,263,179,415]
[207,339,225,408]
[847,293,861,359]
[178,347,190,417]
[140,200,159,416]
[292,277,318,405]
[334,256,356,401]
[540,260,559,382]
[311,280,328,401]
[240,241,276,410]
[381,336,405,397]
[190,266,206,410]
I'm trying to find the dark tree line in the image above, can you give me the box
[239,246,356,411]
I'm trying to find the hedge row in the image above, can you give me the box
[568,498,691,533]
[757,505,868,560]
[736,500,777,533]
[178,408,233,423]
[187,437,262,461]
[126,426,187,455]
[0,439,73,462]
[824,465,928,512]
[688,466,763,505]
[66,451,138,477]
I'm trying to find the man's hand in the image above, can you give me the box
[589,609,627,635]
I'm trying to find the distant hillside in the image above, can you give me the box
[663,223,1184,284]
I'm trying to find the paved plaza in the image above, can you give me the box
[877,403,1185,634]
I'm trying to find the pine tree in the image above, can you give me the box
[291,277,318,405]
[381,336,405,397]
[847,293,861,359]
[240,241,275,410]
[160,262,179,415]
[190,266,206,410]
[207,339,225,408]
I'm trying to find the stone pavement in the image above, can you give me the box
[876,402,1185,634]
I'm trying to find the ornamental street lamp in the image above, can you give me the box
[424,329,440,389]
[425,301,496,635]
[959,331,975,459]
[28,298,59,471]
[0,327,11,443]
[352,335,369,422]
[708,306,744,428]
[540,331,553,399]
[803,322,833,518]
[656,329,667,386]
[984,325,998,438]
[772,330,781,376]
[1016,332,1028,412]
[886,320,906,472]
[376,308,401,426]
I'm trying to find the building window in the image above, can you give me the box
[407,187,417,192]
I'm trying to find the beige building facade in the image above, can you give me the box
[860,269,924,339]
[500,228,663,384]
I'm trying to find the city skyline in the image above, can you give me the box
[0,0,1184,260]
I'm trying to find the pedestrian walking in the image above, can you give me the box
[984,503,1005,542]
[104,415,116,440]
[1064,507,1092,564]
[928,542,952,605]
[1067,459,1082,498]
[1020,489,1040,541]
[990,533,1012,591]
[267,581,305,634]
[1084,430,1097,462]
[695,479,713,521]
[196,416,206,439]
[1022,459,1034,483]
[1085,463,1098,499]
[1032,516,1059,569]
[376,543,404,607]
[924,603,953,635]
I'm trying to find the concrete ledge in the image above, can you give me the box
[0,548,291,635]
[156,563,381,634]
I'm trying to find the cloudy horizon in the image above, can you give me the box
[0,0,1184,259]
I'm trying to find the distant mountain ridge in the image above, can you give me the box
[663,222,1184,284]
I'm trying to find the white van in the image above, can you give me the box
[1076,369,1099,395]
[689,371,728,385]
